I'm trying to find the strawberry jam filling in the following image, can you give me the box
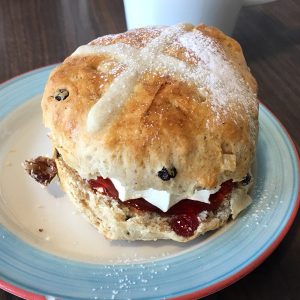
[88,177,234,237]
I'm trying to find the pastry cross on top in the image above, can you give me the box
[71,23,254,133]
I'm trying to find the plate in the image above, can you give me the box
[0,66,299,300]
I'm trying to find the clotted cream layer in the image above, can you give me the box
[111,178,220,212]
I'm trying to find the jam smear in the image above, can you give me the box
[170,214,200,237]
[88,177,118,199]
[124,198,161,213]
[88,177,234,237]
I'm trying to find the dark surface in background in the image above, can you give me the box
[0,0,299,299]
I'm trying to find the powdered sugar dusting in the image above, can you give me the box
[71,23,257,133]
[177,30,257,128]
[87,261,172,299]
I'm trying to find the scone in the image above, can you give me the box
[24,23,258,242]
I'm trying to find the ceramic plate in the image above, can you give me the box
[0,66,299,300]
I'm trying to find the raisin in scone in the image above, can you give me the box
[25,23,258,242]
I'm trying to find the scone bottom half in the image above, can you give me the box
[24,23,258,242]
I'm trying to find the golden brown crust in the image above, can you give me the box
[42,24,258,193]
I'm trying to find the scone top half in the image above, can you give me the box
[42,24,258,197]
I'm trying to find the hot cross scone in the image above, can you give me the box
[33,24,258,241]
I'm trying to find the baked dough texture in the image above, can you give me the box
[42,24,258,194]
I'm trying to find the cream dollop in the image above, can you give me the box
[110,178,220,212]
